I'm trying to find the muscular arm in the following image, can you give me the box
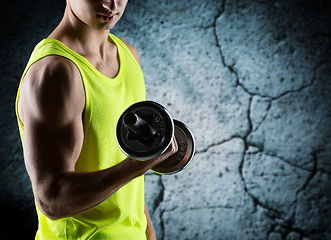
[19,56,177,220]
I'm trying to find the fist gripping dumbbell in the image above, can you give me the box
[116,101,195,175]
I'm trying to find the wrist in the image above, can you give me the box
[125,157,153,175]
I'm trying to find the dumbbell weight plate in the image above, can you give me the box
[116,101,174,160]
[151,120,195,175]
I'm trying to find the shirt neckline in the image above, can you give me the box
[41,33,124,85]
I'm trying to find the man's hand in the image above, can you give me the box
[150,136,178,166]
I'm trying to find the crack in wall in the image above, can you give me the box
[268,214,323,240]
[318,168,331,176]
[245,97,254,139]
[258,200,315,240]
[153,175,165,240]
[245,143,314,172]
[242,40,330,101]
[238,141,286,218]
[151,1,330,239]
[268,219,329,240]
[212,0,330,102]
[239,96,320,238]
[241,147,324,239]
[250,100,272,133]
[212,3,329,238]
[266,223,279,239]
[159,209,166,240]
[296,151,318,194]
[195,135,243,154]
[212,0,245,92]
[162,204,234,214]
[153,175,165,212]
[211,2,288,229]
[211,2,258,99]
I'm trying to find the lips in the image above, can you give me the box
[97,12,117,21]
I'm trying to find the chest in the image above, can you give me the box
[91,58,119,79]
[85,46,120,79]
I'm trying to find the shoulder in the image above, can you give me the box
[20,55,85,124]
[23,55,80,89]
[29,55,80,81]
[23,55,83,103]
[118,37,140,65]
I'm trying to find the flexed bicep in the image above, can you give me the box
[19,55,85,217]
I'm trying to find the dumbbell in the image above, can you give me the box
[116,101,195,175]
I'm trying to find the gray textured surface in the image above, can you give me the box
[1,0,331,239]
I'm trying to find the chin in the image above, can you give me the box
[91,25,111,31]
[94,22,118,31]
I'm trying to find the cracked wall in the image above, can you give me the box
[1,0,331,239]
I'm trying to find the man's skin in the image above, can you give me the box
[17,0,177,239]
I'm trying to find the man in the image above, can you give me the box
[15,0,177,239]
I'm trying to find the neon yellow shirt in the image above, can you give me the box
[15,34,147,239]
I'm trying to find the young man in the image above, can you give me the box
[15,0,177,239]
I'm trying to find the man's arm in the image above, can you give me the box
[145,203,156,240]
[19,55,177,220]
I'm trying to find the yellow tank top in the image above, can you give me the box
[15,34,147,239]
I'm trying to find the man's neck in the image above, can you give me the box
[49,6,111,59]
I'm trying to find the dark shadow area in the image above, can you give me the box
[0,200,38,239]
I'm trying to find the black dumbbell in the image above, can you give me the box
[116,101,195,175]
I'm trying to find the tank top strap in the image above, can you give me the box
[109,34,141,69]
[21,39,87,81]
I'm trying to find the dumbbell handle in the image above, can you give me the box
[123,112,157,141]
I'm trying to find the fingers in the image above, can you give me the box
[151,136,178,165]
[171,136,178,154]
[163,136,177,156]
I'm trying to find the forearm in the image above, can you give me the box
[27,119,177,220]
[37,157,153,220]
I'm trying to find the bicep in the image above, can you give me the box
[20,57,85,187]
[23,115,84,183]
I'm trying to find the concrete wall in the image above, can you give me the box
[1,0,330,239]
